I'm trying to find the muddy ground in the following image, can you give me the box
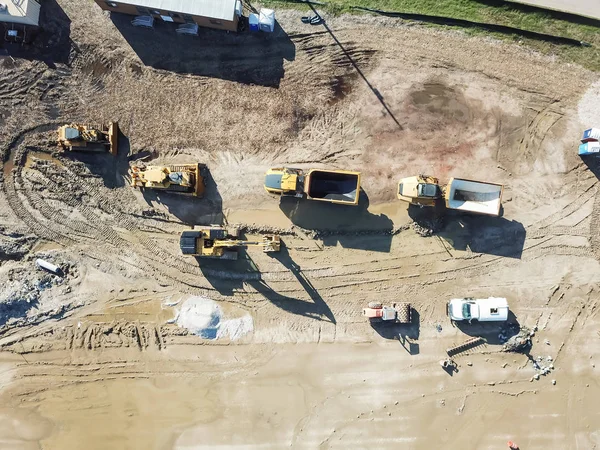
[0,0,600,448]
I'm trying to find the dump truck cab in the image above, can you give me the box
[264,168,305,197]
[397,175,441,207]
[447,297,509,322]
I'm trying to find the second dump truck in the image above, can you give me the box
[398,175,503,216]
[264,167,361,205]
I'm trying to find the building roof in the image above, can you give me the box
[123,0,238,22]
[0,0,41,26]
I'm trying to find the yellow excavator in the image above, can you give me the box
[130,163,207,197]
[179,226,281,260]
[57,122,118,155]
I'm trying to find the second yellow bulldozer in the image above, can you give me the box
[130,163,207,197]
[57,122,118,155]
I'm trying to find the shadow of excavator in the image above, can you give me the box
[248,242,335,323]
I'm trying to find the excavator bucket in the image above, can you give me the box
[262,235,281,253]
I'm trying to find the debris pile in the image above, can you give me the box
[0,255,76,327]
[0,227,35,260]
[502,326,533,353]
[411,216,445,237]
[530,354,555,381]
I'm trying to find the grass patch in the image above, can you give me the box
[261,0,600,71]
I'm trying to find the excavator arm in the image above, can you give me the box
[213,236,281,253]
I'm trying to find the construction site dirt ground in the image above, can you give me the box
[1,0,600,448]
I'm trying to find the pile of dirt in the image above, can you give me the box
[0,228,35,261]
[0,255,77,328]
[502,326,533,353]
[411,216,445,237]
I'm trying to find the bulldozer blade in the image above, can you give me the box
[109,121,119,156]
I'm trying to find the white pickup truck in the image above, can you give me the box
[447,297,509,322]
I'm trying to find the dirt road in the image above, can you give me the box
[0,1,599,448]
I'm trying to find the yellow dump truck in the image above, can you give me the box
[264,167,361,205]
[130,163,207,197]
[57,122,118,155]
[179,226,281,260]
[397,175,503,216]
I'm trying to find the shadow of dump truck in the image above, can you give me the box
[279,190,394,252]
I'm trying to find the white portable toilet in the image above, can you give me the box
[259,8,275,32]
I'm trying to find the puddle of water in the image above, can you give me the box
[329,75,355,105]
[86,297,177,323]
[31,241,64,253]
[0,407,53,444]
[24,151,63,169]
[409,82,471,121]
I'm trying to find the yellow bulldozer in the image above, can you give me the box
[57,122,118,155]
[130,163,207,197]
[179,226,281,260]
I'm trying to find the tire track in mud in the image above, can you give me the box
[21,173,100,241]
[2,169,74,245]
[590,186,600,261]
[0,66,46,100]
[1,128,215,295]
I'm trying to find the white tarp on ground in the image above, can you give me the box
[175,296,253,340]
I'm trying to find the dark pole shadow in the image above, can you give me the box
[369,308,420,354]
[0,0,72,66]
[109,12,295,87]
[308,3,401,129]
[454,310,521,345]
[279,189,394,252]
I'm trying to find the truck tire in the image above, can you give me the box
[396,303,411,324]
[368,302,382,309]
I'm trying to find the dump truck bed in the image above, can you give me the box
[305,170,361,205]
[444,178,503,216]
